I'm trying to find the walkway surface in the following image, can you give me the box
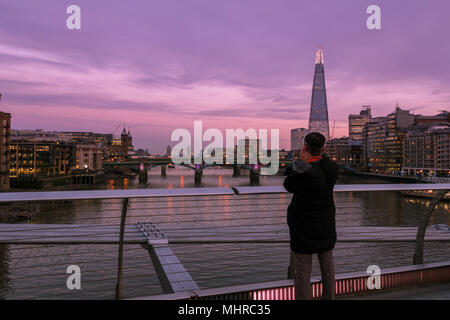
[339,282,450,300]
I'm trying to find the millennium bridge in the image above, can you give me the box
[0,183,449,300]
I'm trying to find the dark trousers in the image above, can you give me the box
[294,249,335,300]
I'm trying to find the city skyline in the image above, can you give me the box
[1,1,450,153]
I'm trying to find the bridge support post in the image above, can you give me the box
[250,166,260,185]
[233,164,240,177]
[139,163,148,184]
[195,169,202,186]
[139,170,148,184]
[161,165,167,177]
[115,198,129,300]
[413,189,448,265]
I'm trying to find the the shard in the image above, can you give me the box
[308,47,330,140]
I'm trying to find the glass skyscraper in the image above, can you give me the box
[308,47,330,140]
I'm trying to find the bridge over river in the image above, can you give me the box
[103,156,292,185]
[0,184,448,299]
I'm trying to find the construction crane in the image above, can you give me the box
[113,123,130,139]
[331,120,335,140]
[113,124,122,137]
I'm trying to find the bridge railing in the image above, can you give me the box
[0,183,449,299]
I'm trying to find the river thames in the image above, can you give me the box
[0,167,449,299]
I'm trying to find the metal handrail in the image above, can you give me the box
[0,187,235,203]
[0,183,449,203]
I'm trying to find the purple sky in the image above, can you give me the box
[0,0,449,153]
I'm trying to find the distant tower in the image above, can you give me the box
[127,128,133,147]
[308,47,330,140]
[119,126,134,158]
[120,127,128,146]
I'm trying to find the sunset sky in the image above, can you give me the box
[0,0,449,152]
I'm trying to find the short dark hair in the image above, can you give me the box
[304,132,326,156]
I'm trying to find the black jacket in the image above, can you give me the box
[283,156,339,254]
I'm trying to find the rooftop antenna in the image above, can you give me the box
[315,45,324,64]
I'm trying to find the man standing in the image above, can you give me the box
[283,132,339,300]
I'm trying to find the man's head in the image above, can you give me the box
[304,132,326,156]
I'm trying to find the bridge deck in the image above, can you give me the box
[0,224,448,244]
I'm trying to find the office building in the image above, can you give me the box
[326,137,363,171]
[0,111,11,190]
[10,140,74,178]
[403,123,450,176]
[290,128,309,152]
[75,144,102,171]
[349,106,372,141]
[414,111,449,125]
[362,106,415,173]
